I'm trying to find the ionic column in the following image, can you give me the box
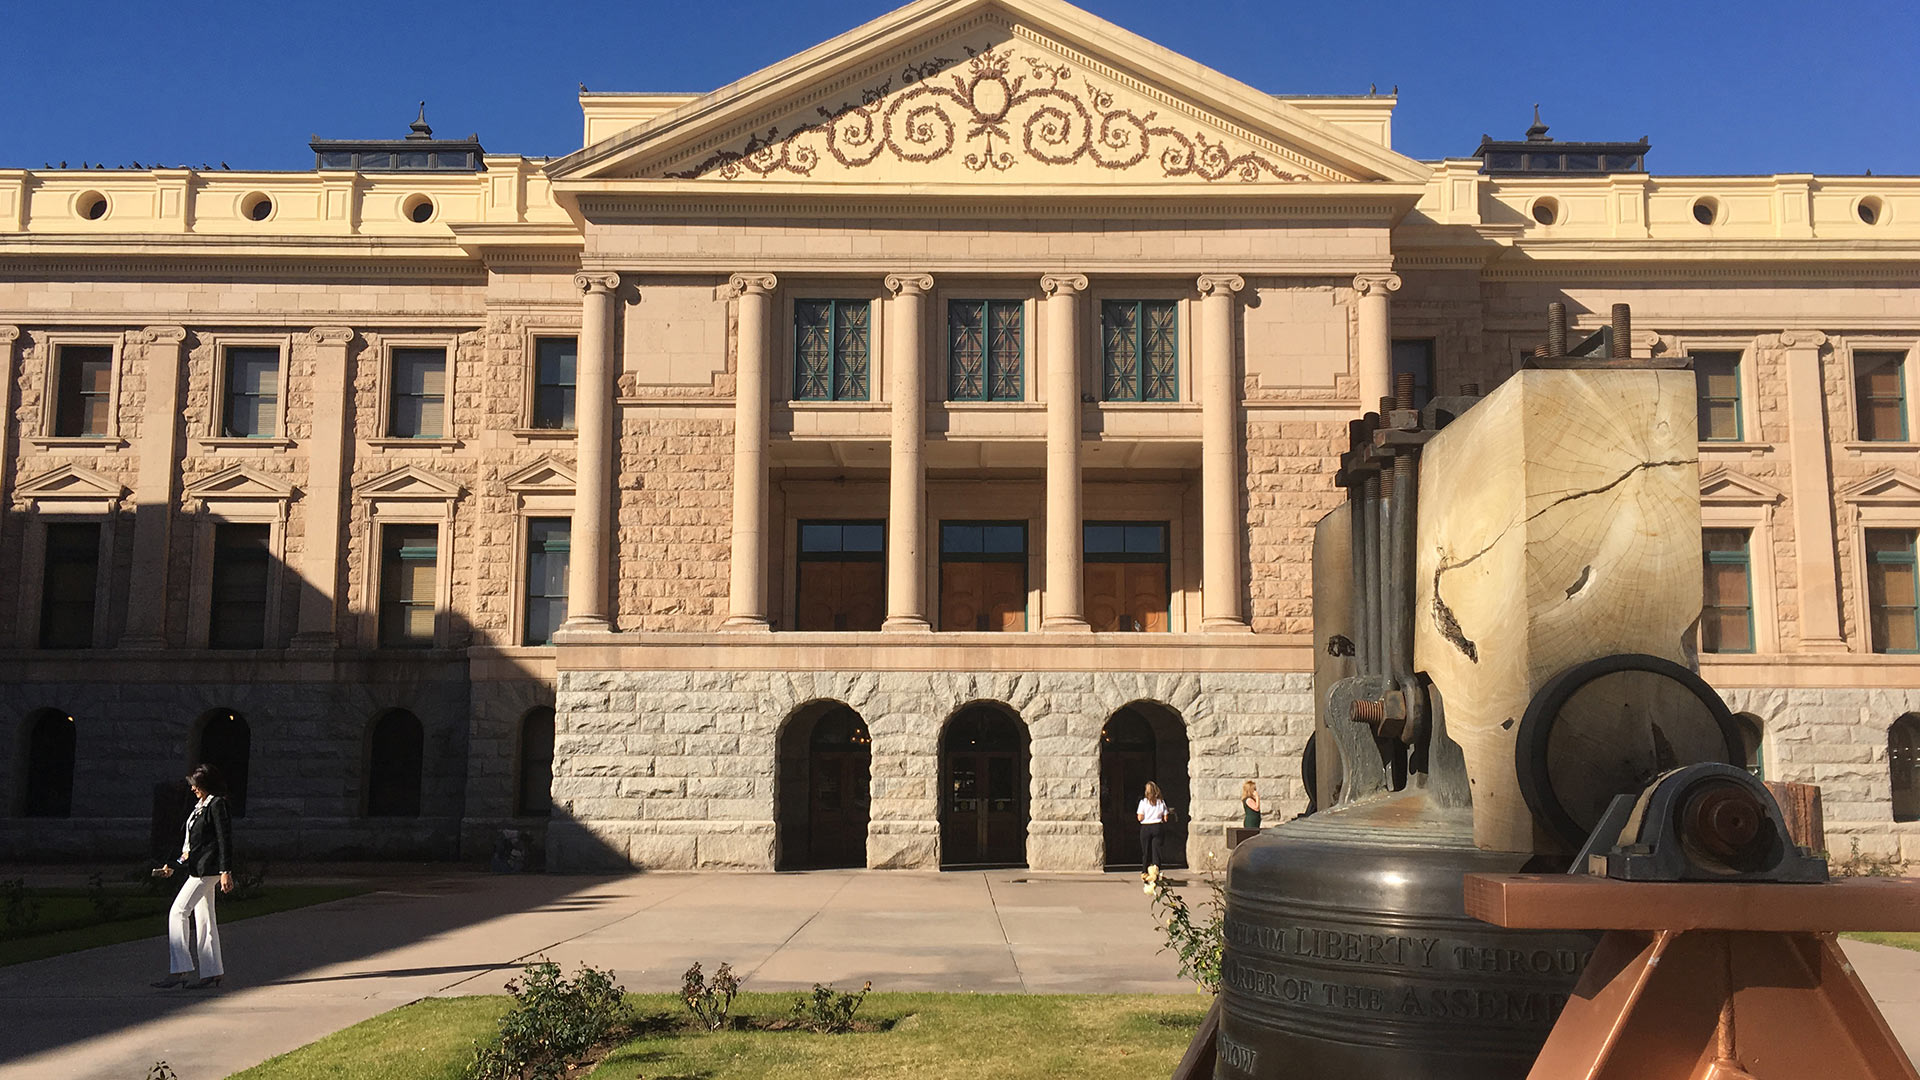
[1780,330,1848,651]
[1354,274,1402,413]
[292,326,355,650]
[1041,273,1091,631]
[724,273,778,630]
[883,273,933,632]
[120,325,187,648]
[1197,276,1251,632]
[564,272,621,632]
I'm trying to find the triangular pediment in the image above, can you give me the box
[358,465,463,502]
[1840,469,1920,505]
[1700,469,1785,505]
[183,465,293,502]
[12,464,126,511]
[503,457,577,493]
[552,0,1427,188]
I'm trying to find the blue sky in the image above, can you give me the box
[1,0,1914,176]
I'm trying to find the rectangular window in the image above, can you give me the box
[208,523,271,649]
[1856,351,1909,442]
[221,347,281,438]
[1694,351,1743,442]
[523,518,571,646]
[1700,528,1755,654]
[1867,529,1919,654]
[531,337,576,430]
[379,524,438,648]
[388,348,447,439]
[793,300,871,402]
[1084,522,1170,632]
[948,300,1024,401]
[1390,339,1436,410]
[939,521,1027,632]
[795,520,885,632]
[40,522,101,649]
[54,345,113,438]
[1101,300,1178,402]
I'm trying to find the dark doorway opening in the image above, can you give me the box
[1100,701,1190,870]
[193,709,252,817]
[940,703,1030,868]
[22,709,77,818]
[775,702,871,869]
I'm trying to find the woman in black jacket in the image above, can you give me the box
[151,763,234,989]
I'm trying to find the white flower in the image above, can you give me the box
[1143,882,1156,895]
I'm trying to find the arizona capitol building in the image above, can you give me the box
[3,0,1919,872]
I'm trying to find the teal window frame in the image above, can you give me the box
[54,345,113,438]
[379,524,439,648]
[947,300,1024,401]
[523,518,571,646]
[1390,339,1436,410]
[221,346,281,438]
[1083,520,1171,632]
[1100,300,1179,402]
[40,521,101,649]
[531,337,577,431]
[1700,528,1756,655]
[1867,529,1920,655]
[388,347,447,439]
[1694,351,1744,442]
[209,522,272,649]
[1855,351,1910,442]
[793,299,872,402]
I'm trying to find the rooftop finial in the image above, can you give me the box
[1526,103,1551,142]
[408,101,433,140]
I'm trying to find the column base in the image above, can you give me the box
[1200,617,1254,634]
[719,616,773,632]
[1042,616,1093,633]
[1796,637,1851,652]
[880,616,932,633]
[559,616,615,634]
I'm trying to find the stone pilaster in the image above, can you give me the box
[0,325,18,547]
[1353,273,1402,413]
[1780,330,1848,650]
[725,273,778,631]
[1197,275,1251,632]
[564,272,621,632]
[883,273,932,632]
[1041,273,1091,631]
[291,326,355,650]
[120,325,188,648]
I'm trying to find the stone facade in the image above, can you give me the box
[2,0,1919,869]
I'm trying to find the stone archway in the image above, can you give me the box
[1099,701,1190,869]
[939,702,1030,868]
[775,700,872,869]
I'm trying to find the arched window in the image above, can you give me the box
[367,709,424,818]
[515,707,555,818]
[22,709,76,818]
[1734,713,1765,781]
[1892,714,1920,823]
[194,710,252,817]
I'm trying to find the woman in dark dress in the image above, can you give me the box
[151,764,233,989]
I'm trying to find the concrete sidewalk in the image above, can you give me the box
[0,868,1916,1080]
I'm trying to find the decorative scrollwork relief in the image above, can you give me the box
[665,46,1303,184]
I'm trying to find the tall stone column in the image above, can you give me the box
[1354,273,1402,413]
[120,325,188,648]
[1041,273,1091,631]
[1780,330,1848,650]
[292,326,355,650]
[725,273,778,631]
[883,273,933,632]
[1197,276,1251,632]
[564,272,621,632]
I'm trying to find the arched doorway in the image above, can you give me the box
[516,707,555,818]
[940,703,1029,868]
[193,709,251,817]
[22,709,76,818]
[775,702,871,869]
[1100,702,1191,869]
[367,709,424,818]
[1892,714,1920,823]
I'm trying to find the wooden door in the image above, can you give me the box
[942,751,984,862]
[807,750,869,868]
[940,562,1027,631]
[797,561,884,631]
[1086,562,1168,632]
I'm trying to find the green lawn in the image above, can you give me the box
[0,885,367,967]
[228,992,1211,1080]
[1845,932,1920,953]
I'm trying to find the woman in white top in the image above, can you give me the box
[151,763,234,990]
[1136,781,1171,875]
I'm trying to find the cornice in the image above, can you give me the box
[584,256,1390,277]
[566,188,1420,222]
[0,257,486,284]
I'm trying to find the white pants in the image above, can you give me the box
[167,874,224,978]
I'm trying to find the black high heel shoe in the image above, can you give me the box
[150,974,189,988]
[185,975,223,990]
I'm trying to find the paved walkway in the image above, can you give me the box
[0,867,1915,1080]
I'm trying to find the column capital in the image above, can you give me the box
[307,326,355,347]
[130,325,187,346]
[727,272,778,298]
[573,271,621,295]
[0,325,22,346]
[1196,274,1245,297]
[1778,329,1829,350]
[1040,273,1089,296]
[885,272,934,296]
[1352,273,1402,297]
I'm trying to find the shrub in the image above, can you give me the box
[88,873,127,922]
[790,981,872,1033]
[1,878,41,931]
[232,860,270,901]
[681,961,740,1031]
[1144,856,1225,994]
[466,959,626,1080]
[1829,838,1909,879]
[146,1063,178,1080]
